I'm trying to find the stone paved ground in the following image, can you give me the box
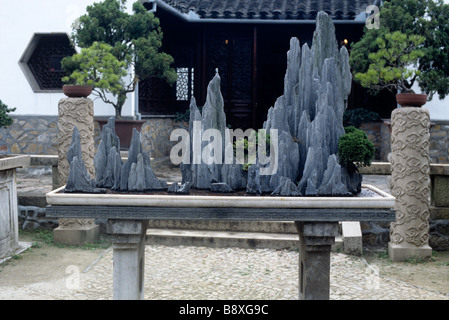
[1,244,448,300]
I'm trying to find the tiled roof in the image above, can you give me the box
[160,0,372,20]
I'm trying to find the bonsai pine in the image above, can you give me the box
[353,31,425,95]
[62,0,177,118]
[350,0,449,100]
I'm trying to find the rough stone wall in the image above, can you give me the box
[0,116,188,159]
[360,120,449,163]
[429,122,449,163]
[141,118,188,159]
[0,116,58,155]
[359,121,382,160]
[362,217,449,251]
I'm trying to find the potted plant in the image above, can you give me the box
[61,0,177,148]
[353,31,427,107]
[350,0,449,107]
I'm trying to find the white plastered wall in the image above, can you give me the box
[0,0,135,118]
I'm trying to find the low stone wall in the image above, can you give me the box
[429,121,449,163]
[0,115,188,159]
[360,120,449,163]
[140,117,188,159]
[0,116,59,155]
[361,214,449,251]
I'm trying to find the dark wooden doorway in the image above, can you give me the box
[205,28,255,130]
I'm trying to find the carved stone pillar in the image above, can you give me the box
[388,107,432,261]
[54,97,99,245]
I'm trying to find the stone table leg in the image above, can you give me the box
[107,220,148,300]
[295,222,339,300]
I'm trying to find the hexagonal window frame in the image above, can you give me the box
[19,33,76,93]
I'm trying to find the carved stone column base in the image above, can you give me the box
[388,243,432,262]
[53,219,100,246]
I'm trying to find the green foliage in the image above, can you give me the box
[62,42,129,117]
[354,31,425,94]
[233,131,271,171]
[343,108,381,128]
[350,0,449,100]
[338,127,375,171]
[62,0,176,118]
[0,99,15,128]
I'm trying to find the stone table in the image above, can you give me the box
[46,184,395,300]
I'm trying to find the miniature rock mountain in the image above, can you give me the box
[180,11,361,196]
[119,127,168,191]
[94,118,122,189]
[64,127,99,193]
[65,118,167,193]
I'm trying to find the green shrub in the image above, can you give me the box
[338,126,375,172]
[0,99,15,128]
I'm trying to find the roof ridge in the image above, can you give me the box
[158,0,371,21]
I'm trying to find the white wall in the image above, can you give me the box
[0,0,134,118]
[411,82,449,121]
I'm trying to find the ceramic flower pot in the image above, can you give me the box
[63,85,93,98]
[396,93,428,108]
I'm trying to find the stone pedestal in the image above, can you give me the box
[54,97,99,245]
[389,107,432,261]
[0,156,30,260]
[295,222,339,300]
[107,220,148,300]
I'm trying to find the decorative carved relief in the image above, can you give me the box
[57,97,96,230]
[57,98,95,186]
[390,107,431,247]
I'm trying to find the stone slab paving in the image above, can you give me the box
[1,244,448,300]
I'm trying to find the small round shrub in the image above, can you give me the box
[338,126,375,172]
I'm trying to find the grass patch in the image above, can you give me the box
[19,229,110,250]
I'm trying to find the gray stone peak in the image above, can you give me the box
[179,11,361,196]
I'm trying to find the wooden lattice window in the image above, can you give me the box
[19,33,76,92]
[176,67,194,101]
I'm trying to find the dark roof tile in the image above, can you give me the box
[161,0,371,20]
